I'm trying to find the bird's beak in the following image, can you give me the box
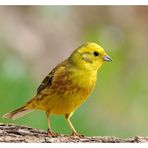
[103,55,112,62]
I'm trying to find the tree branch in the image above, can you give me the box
[0,123,147,143]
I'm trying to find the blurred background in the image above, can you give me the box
[0,6,148,138]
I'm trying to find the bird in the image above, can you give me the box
[3,42,112,137]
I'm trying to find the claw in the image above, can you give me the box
[47,129,59,137]
[70,131,84,138]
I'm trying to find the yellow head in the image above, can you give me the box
[69,42,112,71]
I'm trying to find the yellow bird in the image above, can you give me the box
[3,42,112,137]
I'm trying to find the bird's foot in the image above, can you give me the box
[47,129,59,137]
[70,131,84,138]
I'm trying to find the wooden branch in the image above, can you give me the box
[0,123,147,143]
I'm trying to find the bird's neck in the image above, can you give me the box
[67,64,97,88]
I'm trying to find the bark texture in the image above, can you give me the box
[0,123,148,143]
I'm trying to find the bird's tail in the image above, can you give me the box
[3,105,34,120]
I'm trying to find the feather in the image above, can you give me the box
[3,107,33,120]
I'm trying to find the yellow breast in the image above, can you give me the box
[46,68,97,114]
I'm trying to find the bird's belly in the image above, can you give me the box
[55,98,86,114]
[50,98,82,114]
[47,87,92,115]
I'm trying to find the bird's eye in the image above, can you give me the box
[93,51,99,56]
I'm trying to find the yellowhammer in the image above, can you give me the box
[3,42,112,137]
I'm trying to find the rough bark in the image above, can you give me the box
[0,123,147,143]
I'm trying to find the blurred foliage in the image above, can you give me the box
[0,6,148,137]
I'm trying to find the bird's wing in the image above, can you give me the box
[37,60,68,94]
[37,68,56,94]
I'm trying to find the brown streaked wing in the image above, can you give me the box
[37,60,68,94]
[37,68,55,94]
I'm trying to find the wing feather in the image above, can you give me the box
[37,68,55,94]
[37,60,68,94]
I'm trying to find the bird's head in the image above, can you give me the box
[69,42,112,71]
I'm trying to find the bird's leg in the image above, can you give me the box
[46,111,59,137]
[46,110,52,136]
[65,113,84,137]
